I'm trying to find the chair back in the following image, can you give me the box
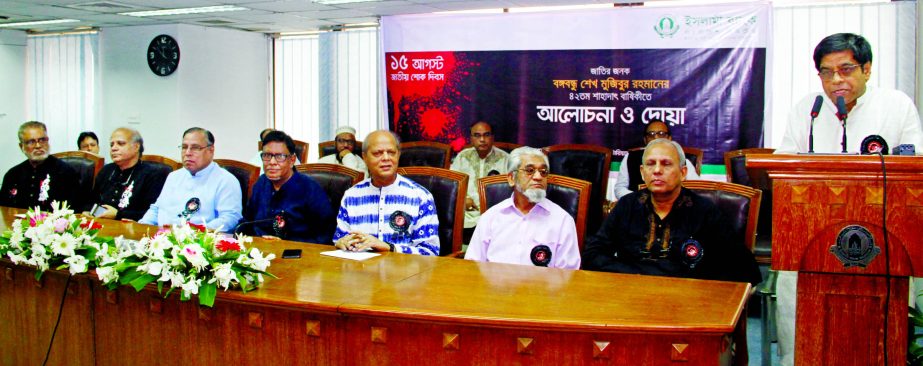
[723,147,775,263]
[398,141,451,169]
[683,147,705,175]
[296,163,364,219]
[318,140,363,159]
[397,167,467,256]
[140,155,182,175]
[52,151,104,193]
[478,174,591,250]
[214,159,259,208]
[258,140,309,163]
[682,180,762,252]
[296,164,363,238]
[543,144,611,237]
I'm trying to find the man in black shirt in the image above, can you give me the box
[584,138,760,285]
[86,127,167,221]
[0,121,81,210]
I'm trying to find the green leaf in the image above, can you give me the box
[157,281,164,294]
[164,287,175,299]
[119,269,143,285]
[198,282,217,308]
[129,274,156,291]
[34,270,43,281]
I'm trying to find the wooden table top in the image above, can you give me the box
[0,206,749,334]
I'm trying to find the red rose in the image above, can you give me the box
[80,221,103,230]
[188,222,206,232]
[216,238,241,252]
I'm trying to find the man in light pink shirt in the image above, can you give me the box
[464,147,580,269]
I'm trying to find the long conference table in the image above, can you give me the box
[0,206,750,365]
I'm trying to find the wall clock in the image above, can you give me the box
[147,34,180,76]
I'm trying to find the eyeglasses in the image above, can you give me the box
[818,64,860,81]
[471,132,492,139]
[22,137,49,147]
[645,131,670,138]
[335,138,355,145]
[179,144,212,152]
[518,167,549,177]
[260,152,292,162]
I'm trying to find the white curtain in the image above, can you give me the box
[25,32,98,153]
[768,1,917,147]
[273,35,320,159]
[274,28,380,162]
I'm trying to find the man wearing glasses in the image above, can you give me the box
[778,33,923,154]
[242,131,332,243]
[583,139,760,284]
[140,127,242,231]
[612,119,699,200]
[775,33,923,366]
[464,147,580,269]
[1,121,81,210]
[317,125,368,176]
[449,121,511,243]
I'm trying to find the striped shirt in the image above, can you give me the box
[334,175,440,255]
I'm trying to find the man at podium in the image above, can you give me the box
[775,32,923,366]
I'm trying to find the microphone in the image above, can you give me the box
[234,211,286,237]
[808,95,823,153]
[487,170,500,176]
[836,96,848,153]
[860,135,888,155]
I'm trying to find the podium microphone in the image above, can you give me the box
[808,95,823,153]
[835,96,848,153]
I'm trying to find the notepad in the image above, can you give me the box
[320,250,380,261]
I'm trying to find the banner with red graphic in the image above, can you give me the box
[382,4,770,164]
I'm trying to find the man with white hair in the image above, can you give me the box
[1,121,81,210]
[464,147,580,269]
[318,125,368,176]
[583,139,760,284]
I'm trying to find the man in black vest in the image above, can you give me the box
[0,121,82,210]
[612,119,699,200]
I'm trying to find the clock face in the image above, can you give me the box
[147,34,180,76]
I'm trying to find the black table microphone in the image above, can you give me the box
[808,95,823,153]
[835,96,848,153]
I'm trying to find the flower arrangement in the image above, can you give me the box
[0,201,110,279]
[95,220,277,307]
[0,201,275,308]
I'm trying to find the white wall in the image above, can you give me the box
[99,24,270,162]
[0,30,27,175]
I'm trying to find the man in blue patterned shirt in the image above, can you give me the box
[333,130,440,255]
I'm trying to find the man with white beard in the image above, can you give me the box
[464,147,580,269]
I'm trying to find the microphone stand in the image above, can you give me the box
[840,117,848,153]
[809,117,816,153]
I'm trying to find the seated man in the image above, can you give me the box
[1,121,81,210]
[139,127,242,231]
[612,119,698,200]
[248,128,302,175]
[464,147,579,269]
[85,127,167,221]
[584,138,760,284]
[243,131,333,244]
[333,130,439,255]
[317,125,368,176]
[449,121,510,243]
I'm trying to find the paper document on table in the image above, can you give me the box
[320,250,381,261]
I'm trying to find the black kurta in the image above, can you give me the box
[583,187,761,285]
[0,155,82,210]
[88,161,168,221]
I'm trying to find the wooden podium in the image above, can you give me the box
[747,154,923,365]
